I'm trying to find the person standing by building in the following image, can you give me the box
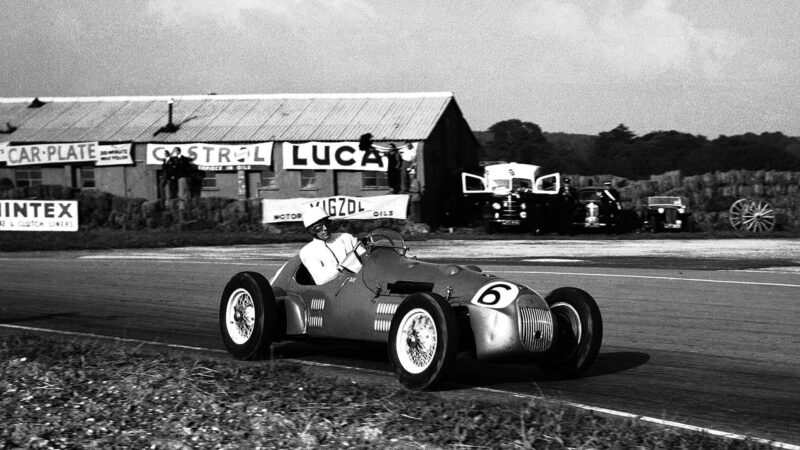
[399,141,417,193]
[160,149,174,202]
[385,143,401,193]
[171,147,194,204]
[359,133,402,194]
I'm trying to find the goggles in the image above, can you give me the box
[309,220,331,232]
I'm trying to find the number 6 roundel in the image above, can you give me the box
[470,281,519,309]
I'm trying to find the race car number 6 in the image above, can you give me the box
[470,281,519,309]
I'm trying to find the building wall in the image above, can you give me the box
[0,111,479,226]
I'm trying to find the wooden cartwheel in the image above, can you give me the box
[728,198,776,233]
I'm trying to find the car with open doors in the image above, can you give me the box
[219,230,602,390]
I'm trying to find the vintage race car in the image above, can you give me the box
[219,230,602,390]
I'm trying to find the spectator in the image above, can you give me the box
[399,141,417,193]
[160,149,174,201]
[171,147,194,203]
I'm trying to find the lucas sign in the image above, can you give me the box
[281,142,388,172]
[146,143,273,171]
[262,195,409,223]
[0,200,79,231]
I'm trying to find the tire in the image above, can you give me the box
[541,287,602,378]
[219,272,277,360]
[388,293,458,390]
[485,221,496,234]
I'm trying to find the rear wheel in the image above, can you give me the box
[219,272,277,360]
[541,287,602,378]
[388,293,458,390]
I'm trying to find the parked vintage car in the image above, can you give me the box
[642,196,691,232]
[460,163,564,234]
[219,230,603,390]
[571,185,623,231]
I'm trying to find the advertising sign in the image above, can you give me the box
[146,142,273,171]
[2,142,133,167]
[0,200,79,231]
[96,143,134,166]
[281,142,388,172]
[262,195,409,223]
[4,142,99,166]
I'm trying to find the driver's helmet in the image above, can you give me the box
[302,206,330,229]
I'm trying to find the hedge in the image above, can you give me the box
[2,169,799,232]
[568,170,800,231]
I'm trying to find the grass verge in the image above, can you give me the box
[1,332,771,449]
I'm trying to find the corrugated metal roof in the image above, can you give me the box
[0,93,456,143]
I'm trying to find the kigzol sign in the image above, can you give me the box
[262,195,409,224]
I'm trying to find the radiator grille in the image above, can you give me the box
[498,194,521,220]
[518,307,553,352]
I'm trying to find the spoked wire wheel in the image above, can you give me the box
[219,272,276,360]
[225,288,256,345]
[395,308,437,374]
[729,199,776,233]
[388,293,457,390]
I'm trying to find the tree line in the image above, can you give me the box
[476,120,800,179]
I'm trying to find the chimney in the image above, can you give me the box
[154,98,179,135]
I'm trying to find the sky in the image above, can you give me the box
[1,0,798,138]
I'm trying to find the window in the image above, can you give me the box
[16,167,42,187]
[78,166,95,188]
[300,170,317,189]
[202,172,217,189]
[362,171,388,189]
[260,168,278,190]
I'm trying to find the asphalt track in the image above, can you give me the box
[1,239,798,446]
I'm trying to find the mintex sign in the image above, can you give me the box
[0,200,79,231]
[262,195,409,223]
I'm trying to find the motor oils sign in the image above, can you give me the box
[0,200,78,231]
[281,142,388,171]
[262,195,409,223]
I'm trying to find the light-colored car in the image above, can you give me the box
[219,230,603,390]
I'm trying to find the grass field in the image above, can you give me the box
[0,332,772,449]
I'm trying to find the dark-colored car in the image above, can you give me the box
[642,196,691,232]
[571,186,623,231]
[219,230,603,390]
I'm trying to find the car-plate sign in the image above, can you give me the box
[471,281,519,309]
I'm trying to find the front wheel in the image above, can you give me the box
[219,272,277,360]
[541,287,602,378]
[388,293,458,390]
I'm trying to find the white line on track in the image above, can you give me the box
[0,257,284,267]
[1,323,797,449]
[496,270,800,288]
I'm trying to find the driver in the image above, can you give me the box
[299,207,361,285]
